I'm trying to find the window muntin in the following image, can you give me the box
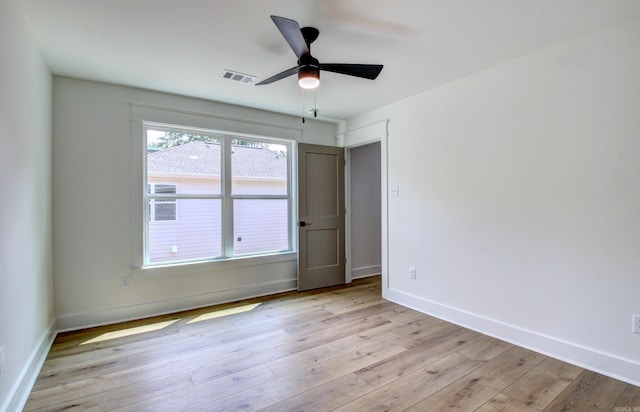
[144,125,292,267]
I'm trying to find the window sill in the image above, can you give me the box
[133,251,297,278]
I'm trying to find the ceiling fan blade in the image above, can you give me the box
[319,64,383,80]
[270,15,309,59]
[255,66,298,86]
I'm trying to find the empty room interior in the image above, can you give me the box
[1,0,640,410]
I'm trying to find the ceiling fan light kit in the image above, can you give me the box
[298,65,320,89]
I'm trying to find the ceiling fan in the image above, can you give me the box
[255,15,383,89]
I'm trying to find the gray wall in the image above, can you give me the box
[52,77,338,330]
[349,142,382,278]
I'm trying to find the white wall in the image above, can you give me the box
[0,0,54,410]
[346,18,640,384]
[52,77,337,330]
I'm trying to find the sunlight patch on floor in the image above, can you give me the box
[187,302,262,324]
[80,319,179,345]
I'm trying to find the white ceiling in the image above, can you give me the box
[19,0,640,121]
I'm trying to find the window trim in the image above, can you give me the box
[142,122,295,268]
[132,251,297,278]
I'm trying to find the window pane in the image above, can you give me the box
[154,202,176,221]
[231,139,288,195]
[233,199,289,255]
[147,129,222,195]
[148,199,221,264]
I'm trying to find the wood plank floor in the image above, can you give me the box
[25,276,640,411]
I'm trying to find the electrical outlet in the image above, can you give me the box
[120,275,131,288]
[409,267,416,279]
[633,314,640,334]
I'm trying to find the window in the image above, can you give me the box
[148,184,177,221]
[144,124,292,266]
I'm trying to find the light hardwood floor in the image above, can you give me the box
[26,276,640,411]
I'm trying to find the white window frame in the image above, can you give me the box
[142,122,294,268]
[229,136,291,257]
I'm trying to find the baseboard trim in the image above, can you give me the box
[57,278,297,332]
[384,287,640,387]
[2,320,56,412]
[351,265,381,279]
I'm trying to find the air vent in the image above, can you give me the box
[220,69,256,85]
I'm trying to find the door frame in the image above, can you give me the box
[343,120,389,289]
